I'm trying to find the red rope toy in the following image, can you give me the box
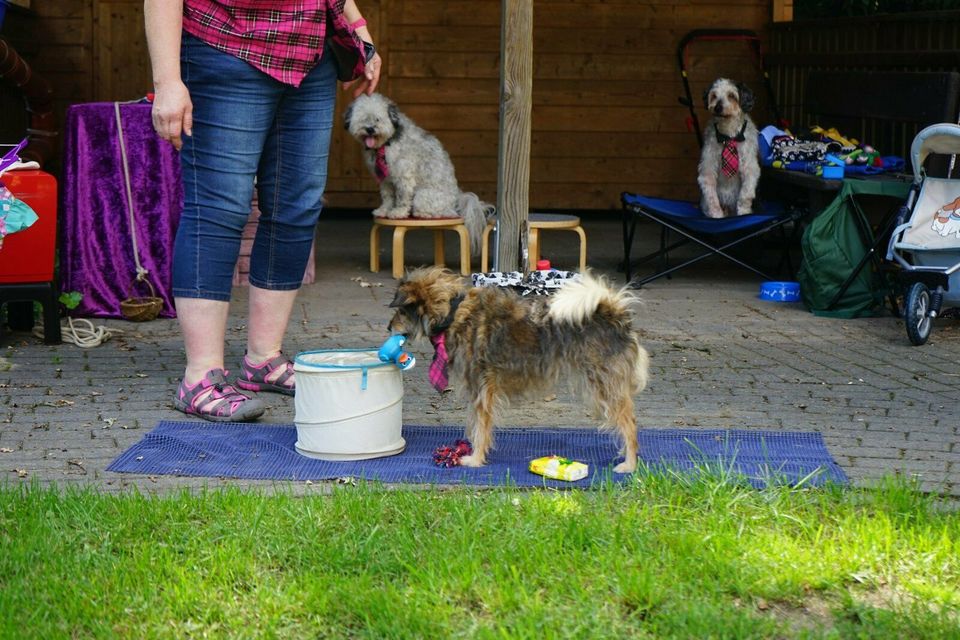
[433,439,472,467]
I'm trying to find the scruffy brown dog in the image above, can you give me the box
[388,267,650,473]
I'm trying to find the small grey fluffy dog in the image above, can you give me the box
[344,93,493,251]
[698,78,761,218]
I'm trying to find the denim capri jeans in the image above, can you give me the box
[172,33,337,301]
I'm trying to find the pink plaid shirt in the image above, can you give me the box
[183,0,361,87]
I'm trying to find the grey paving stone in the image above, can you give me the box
[3,214,960,496]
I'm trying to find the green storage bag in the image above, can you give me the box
[796,182,889,318]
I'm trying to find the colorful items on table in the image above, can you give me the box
[822,154,845,180]
[759,124,902,177]
[808,125,857,150]
[843,145,883,168]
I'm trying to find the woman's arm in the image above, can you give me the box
[341,0,382,96]
[144,0,192,150]
[342,0,373,43]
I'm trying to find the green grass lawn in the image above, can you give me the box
[1,475,958,639]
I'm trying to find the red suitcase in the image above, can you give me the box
[0,170,61,343]
[0,170,57,283]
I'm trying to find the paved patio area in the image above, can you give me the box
[3,213,959,495]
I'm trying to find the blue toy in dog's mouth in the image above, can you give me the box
[378,335,416,370]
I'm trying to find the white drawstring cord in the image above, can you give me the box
[115,100,151,285]
[32,317,122,348]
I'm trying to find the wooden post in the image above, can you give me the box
[494,0,533,272]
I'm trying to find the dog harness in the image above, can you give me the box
[715,121,748,179]
[427,294,464,392]
[374,146,389,182]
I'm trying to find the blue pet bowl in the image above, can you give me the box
[759,281,800,302]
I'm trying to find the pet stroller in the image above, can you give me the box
[886,123,960,345]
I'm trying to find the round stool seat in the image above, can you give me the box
[370,217,471,279]
[372,217,464,228]
[480,213,587,272]
[528,213,581,227]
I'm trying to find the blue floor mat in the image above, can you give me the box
[106,422,848,489]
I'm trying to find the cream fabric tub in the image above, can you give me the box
[293,349,406,460]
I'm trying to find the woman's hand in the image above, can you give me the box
[343,50,382,97]
[151,80,193,151]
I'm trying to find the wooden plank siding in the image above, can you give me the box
[1,0,774,210]
[1,1,93,143]
[365,0,775,210]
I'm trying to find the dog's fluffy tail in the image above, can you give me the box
[549,272,649,393]
[456,191,495,254]
[548,271,628,326]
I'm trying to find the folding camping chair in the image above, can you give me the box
[620,28,799,287]
[621,193,802,286]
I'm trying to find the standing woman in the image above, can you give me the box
[145,0,381,421]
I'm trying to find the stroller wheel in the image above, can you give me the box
[905,282,933,346]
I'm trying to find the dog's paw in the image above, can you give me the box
[457,454,485,468]
[372,206,392,218]
[613,459,637,474]
[703,208,725,219]
[384,208,413,220]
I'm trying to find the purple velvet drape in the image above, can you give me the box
[60,102,182,318]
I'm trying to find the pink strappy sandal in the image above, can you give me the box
[235,352,296,396]
[174,369,266,422]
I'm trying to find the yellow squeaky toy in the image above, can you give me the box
[529,456,589,481]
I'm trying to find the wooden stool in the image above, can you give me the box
[481,213,587,272]
[370,217,471,279]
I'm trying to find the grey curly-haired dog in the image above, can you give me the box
[344,93,493,250]
[698,78,760,218]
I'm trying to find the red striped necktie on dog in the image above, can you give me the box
[721,140,739,178]
[715,121,748,179]
[427,294,462,392]
[428,332,449,392]
[375,146,389,182]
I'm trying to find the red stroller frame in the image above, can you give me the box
[677,29,785,149]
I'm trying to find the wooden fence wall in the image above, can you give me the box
[1,0,775,211]
[767,10,960,159]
